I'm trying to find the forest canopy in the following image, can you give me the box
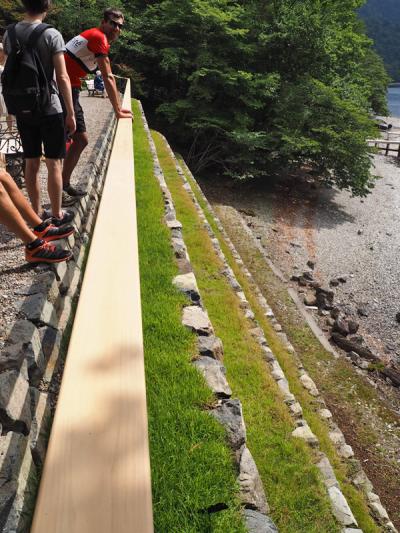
[0,0,390,196]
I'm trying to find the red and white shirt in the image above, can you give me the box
[65,28,110,87]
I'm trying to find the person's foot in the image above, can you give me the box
[25,239,72,264]
[33,220,74,242]
[64,184,87,197]
[41,209,75,226]
[62,190,79,207]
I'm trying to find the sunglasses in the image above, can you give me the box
[108,19,124,30]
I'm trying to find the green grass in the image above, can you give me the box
[151,130,341,532]
[133,100,245,533]
[177,161,383,532]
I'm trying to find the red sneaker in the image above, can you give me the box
[33,220,74,242]
[25,241,72,264]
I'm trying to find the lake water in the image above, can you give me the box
[387,86,400,117]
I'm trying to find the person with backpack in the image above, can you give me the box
[2,0,76,225]
[61,7,132,206]
[0,167,73,263]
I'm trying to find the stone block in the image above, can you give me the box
[2,441,37,533]
[317,455,339,489]
[57,295,73,334]
[0,433,29,487]
[6,320,39,347]
[338,444,354,459]
[318,408,333,420]
[238,446,268,514]
[328,486,357,526]
[173,273,201,304]
[244,510,278,533]
[29,388,51,468]
[0,365,31,434]
[270,361,285,381]
[171,237,187,259]
[292,423,319,447]
[261,347,275,362]
[329,429,346,447]
[182,306,213,335]
[18,293,58,329]
[14,272,59,304]
[211,399,246,451]
[197,336,224,360]
[166,219,182,230]
[0,344,26,373]
[300,374,319,396]
[193,357,231,398]
[289,402,303,418]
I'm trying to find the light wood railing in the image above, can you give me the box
[31,80,154,533]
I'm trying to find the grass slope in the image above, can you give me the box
[177,167,382,532]
[133,100,245,533]
[151,130,341,533]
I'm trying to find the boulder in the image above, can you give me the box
[193,357,231,398]
[292,423,319,447]
[182,306,213,335]
[328,486,358,526]
[244,510,278,533]
[333,317,350,336]
[211,399,246,451]
[238,447,269,513]
[173,273,201,303]
[197,336,224,360]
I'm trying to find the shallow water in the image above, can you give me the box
[388,86,400,118]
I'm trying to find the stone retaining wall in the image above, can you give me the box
[0,112,117,532]
[151,126,397,532]
[174,157,397,533]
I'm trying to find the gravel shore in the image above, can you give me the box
[200,119,400,366]
[0,94,113,347]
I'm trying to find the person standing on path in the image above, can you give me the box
[62,7,133,207]
[2,0,76,225]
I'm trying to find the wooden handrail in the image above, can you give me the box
[31,80,154,533]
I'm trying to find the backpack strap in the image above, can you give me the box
[27,23,53,48]
[6,23,19,52]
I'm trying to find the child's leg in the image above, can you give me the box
[0,181,36,244]
[0,169,42,227]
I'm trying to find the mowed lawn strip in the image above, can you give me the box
[152,131,340,533]
[133,100,245,533]
[177,160,381,533]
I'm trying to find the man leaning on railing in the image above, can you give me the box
[61,7,133,207]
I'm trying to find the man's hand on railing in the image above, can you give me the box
[116,108,133,120]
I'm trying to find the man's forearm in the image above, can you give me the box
[57,74,74,116]
[104,74,121,114]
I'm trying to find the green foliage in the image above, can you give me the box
[118,0,387,196]
[1,0,390,196]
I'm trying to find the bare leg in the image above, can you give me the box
[0,170,42,227]
[62,131,89,187]
[46,158,63,219]
[24,158,41,214]
[0,182,36,244]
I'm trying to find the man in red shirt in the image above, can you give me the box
[62,7,132,205]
